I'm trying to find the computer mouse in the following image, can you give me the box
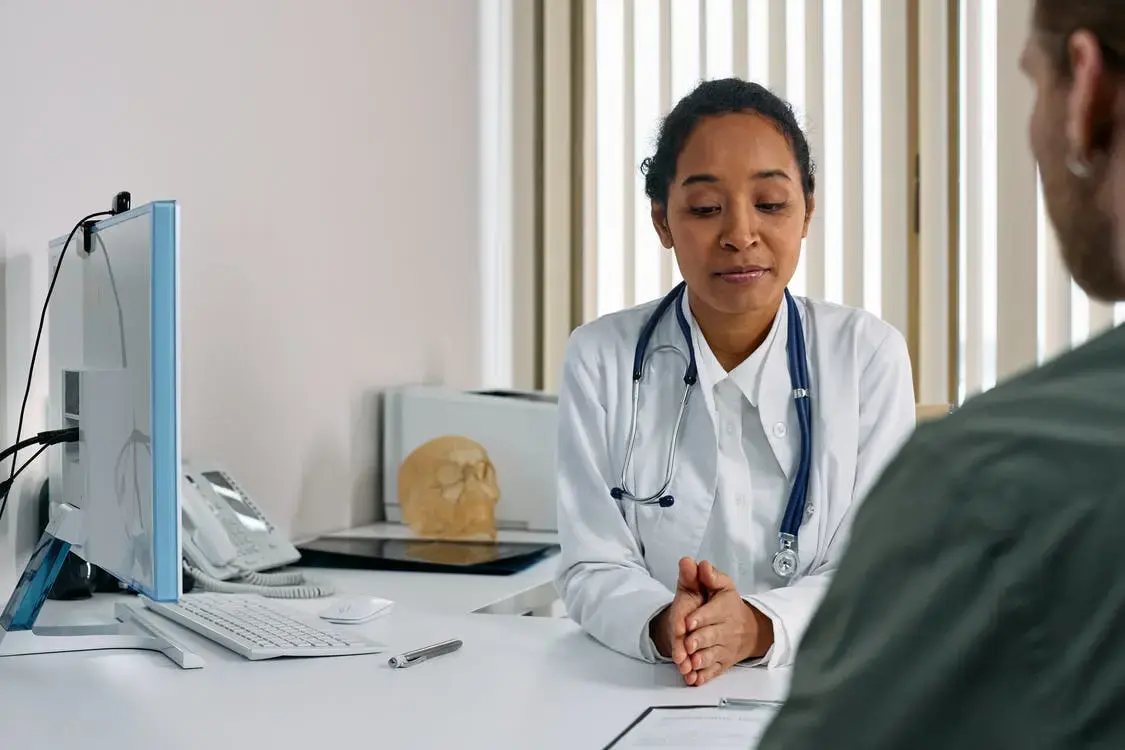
[318,596,394,624]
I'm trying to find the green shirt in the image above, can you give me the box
[759,324,1125,749]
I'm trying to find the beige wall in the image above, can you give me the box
[0,0,491,574]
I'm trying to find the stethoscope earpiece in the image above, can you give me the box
[609,487,624,500]
[657,496,674,508]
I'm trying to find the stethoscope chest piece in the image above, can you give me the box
[771,535,799,579]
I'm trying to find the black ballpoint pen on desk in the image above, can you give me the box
[388,638,463,669]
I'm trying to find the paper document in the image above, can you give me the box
[605,703,781,749]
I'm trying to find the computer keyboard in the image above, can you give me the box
[142,593,387,660]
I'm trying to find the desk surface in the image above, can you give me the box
[1,596,789,750]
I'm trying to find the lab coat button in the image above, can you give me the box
[804,503,815,520]
[772,422,787,438]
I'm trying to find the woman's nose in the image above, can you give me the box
[720,206,759,251]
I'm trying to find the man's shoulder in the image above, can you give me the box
[873,326,1125,525]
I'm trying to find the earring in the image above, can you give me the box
[1067,152,1092,178]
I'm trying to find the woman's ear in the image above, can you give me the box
[802,194,816,238]
[651,201,674,249]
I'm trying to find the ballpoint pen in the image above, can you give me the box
[388,638,463,669]
[718,697,784,709]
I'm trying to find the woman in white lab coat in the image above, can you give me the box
[554,78,916,687]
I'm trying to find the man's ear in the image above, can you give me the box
[802,194,816,238]
[651,201,674,249]
[1066,31,1110,158]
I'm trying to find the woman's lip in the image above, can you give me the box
[715,269,770,283]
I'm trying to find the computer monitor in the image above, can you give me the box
[0,200,196,667]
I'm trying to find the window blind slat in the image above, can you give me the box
[732,0,750,79]
[582,0,600,324]
[768,0,787,97]
[841,0,865,309]
[622,0,637,309]
[802,0,826,301]
[961,0,984,396]
[878,0,910,337]
[993,0,1038,381]
[918,0,951,402]
[658,0,677,291]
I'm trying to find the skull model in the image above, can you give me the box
[397,435,500,540]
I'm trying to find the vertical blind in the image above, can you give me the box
[581,0,1124,405]
[587,0,911,366]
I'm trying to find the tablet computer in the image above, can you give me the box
[295,536,558,576]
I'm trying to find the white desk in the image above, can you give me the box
[312,522,562,616]
[0,592,790,749]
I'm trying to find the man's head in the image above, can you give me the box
[1026,2,1125,300]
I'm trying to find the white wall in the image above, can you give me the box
[0,0,491,574]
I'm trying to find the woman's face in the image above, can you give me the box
[652,112,813,317]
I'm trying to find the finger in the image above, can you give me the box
[685,624,722,654]
[689,645,722,672]
[686,594,734,632]
[670,590,704,638]
[698,560,735,592]
[668,595,690,639]
[693,660,725,687]
[669,628,689,663]
[676,648,694,676]
[677,557,700,593]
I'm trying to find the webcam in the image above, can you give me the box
[82,191,133,254]
[111,191,131,215]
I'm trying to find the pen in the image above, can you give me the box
[718,697,783,709]
[388,638,463,669]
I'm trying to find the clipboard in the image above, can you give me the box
[602,699,783,749]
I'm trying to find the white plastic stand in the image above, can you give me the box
[0,601,204,668]
[0,503,205,669]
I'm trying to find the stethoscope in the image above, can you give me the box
[609,281,813,580]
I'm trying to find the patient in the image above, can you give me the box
[759,2,1125,747]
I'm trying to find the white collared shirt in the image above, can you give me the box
[690,296,792,583]
[687,295,793,663]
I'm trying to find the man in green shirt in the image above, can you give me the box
[759,2,1125,747]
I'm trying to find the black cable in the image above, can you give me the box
[2,210,110,524]
[0,434,47,466]
[0,428,79,516]
[0,445,49,503]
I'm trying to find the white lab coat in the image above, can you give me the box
[554,292,916,668]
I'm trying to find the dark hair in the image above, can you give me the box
[640,78,816,206]
[1034,1,1125,74]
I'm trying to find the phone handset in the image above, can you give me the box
[181,477,239,577]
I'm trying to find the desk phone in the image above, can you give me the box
[181,462,301,581]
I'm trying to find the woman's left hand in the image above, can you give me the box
[681,561,775,686]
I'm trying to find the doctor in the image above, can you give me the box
[554,78,916,686]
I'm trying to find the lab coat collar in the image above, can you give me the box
[680,291,785,409]
[678,289,800,482]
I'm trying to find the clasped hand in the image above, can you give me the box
[651,557,774,687]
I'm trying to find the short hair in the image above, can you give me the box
[1034,0,1125,75]
[640,77,815,206]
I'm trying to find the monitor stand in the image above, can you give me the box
[0,503,203,669]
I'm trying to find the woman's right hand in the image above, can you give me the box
[651,557,707,677]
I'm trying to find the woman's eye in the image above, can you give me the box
[757,202,786,213]
[689,206,720,216]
